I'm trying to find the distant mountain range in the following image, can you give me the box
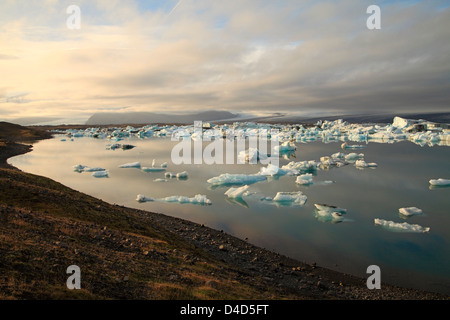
[85,111,238,125]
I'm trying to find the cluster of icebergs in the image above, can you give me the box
[136,194,211,205]
[73,164,109,177]
[56,116,450,147]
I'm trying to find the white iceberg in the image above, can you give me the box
[273,192,307,205]
[296,174,313,185]
[341,142,366,149]
[159,194,212,205]
[92,171,109,178]
[429,178,450,186]
[374,219,430,233]
[176,171,188,179]
[207,173,266,185]
[399,207,423,217]
[119,161,141,168]
[314,204,347,214]
[136,194,154,202]
[345,153,364,161]
[355,160,377,168]
[153,178,168,182]
[314,210,345,223]
[73,164,88,172]
[238,148,270,163]
[224,185,250,199]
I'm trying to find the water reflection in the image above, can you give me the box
[8,136,450,294]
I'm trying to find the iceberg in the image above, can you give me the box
[345,153,364,161]
[159,194,212,205]
[272,192,307,205]
[429,178,450,186]
[176,171,188,179]
[274,141,296,153]
[399,207,423,217]
[355,160,377,168]
[341,142,366,149]
[142,167,166,172]
[314,204,347,214]
[73,164,88,172]
[119,162,141,168]
[374,219,430,233]
[238,148,270,163]
[296,174,313,185]
[224,185,250,199]
[83,167,107,172]
[314,210,345,223]
[207,173,267,186]
[153,178,168,182]
[258,164,297,176]
[136,194,154,202]
[92,171,109,178]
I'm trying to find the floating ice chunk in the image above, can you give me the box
[399,207,423,217]
[176,171,188,179]
[331,152,345,159]
[345,153,364,161]
[429,178,450,186]
[207,174,267,186]
[159,194,212,205]
[281,160,317,173]
[84,167,107,172]
[273,192,307,205]
[152,159,156,167]
[136,194,154,202]
[315,210,345,223]
[258,164,297,176]
[119,162,141,168]
[296,174,313,185]
[73,164,88,172]
[153,178,168,182]
[142,167,166,172]
[314,204,347,214]
[224,185,250,199]
[165,172,176,178]
[92,171,109,178]
[355,160,377,168]
[238,148,269,163]
[160,162,168,168]
[341,142,366,149]
[274,141,296,153]
[374,219,430,233]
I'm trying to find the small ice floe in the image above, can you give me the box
[142,167,166,172]
[73,164,88,172]
[238,148,270,163]
[176,171,188,179]
[258,164,297,176]
[165,172,176,178]
[119,161,141,168]
[83,167,107,172]
[159,194,212,205]
[314,204,347,214]
[224,185,250,199]
[314,210,345,223]
[355,160,378,168]
[374,218,430,233]
[207,173,266,186]
[153,178,168,182]
[429,178,450,186]
[344,153,364,161]
[296,174,313,185]
[161,162,168,168]
[136,194,154,202]
[341,142,366,150]
[399,207,423,217]
[272,192,307,206]
[92,170,109,178]
[274,141,296,153]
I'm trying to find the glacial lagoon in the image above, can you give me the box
[9,121,450,294]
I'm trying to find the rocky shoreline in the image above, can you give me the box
[0,123,448,300]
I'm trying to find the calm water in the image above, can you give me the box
[9,135,450,294]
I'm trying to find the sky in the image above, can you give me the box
[0,0,449,124]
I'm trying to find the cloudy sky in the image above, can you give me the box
[0,0,449,123]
